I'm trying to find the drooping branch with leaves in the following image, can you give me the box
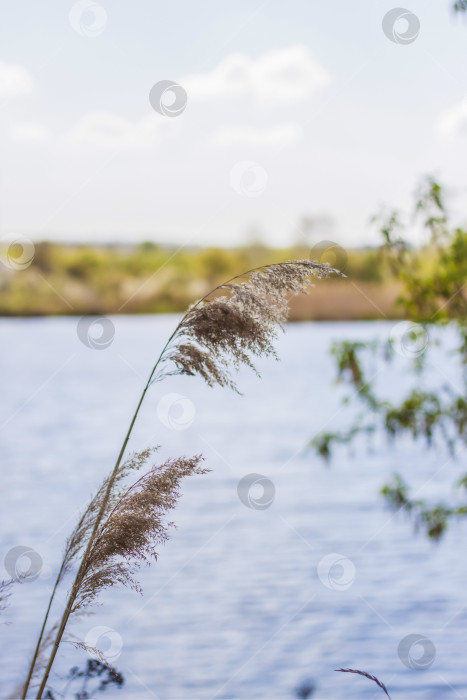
[311,178,467,539]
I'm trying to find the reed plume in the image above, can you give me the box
[335,668,391,699]
[160,260,339,391]
[73,455,207,612]
[0,579,13,616]
[21,449,155,698]
[61,448,156,579]
[25,259,340,698]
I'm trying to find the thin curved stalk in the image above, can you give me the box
[22,487,103,699]
[33,271,234,697]
[34,262,319,697]
[21,569,62,699]
[35,356,162,699]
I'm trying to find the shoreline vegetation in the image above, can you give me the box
[1,240,408,320]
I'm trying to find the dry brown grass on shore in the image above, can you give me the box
[289,280,402,320]
[0,278,404,321]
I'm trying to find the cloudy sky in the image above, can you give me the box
[1,0,467,248]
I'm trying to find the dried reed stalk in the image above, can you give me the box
[335,668,391,699]
[26,260,339,698]
[0,579,13,615]
[21,450,153,697]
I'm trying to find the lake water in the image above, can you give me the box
[0,317,466,700]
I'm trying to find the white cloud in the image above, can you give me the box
[66,111,169,149]
[437,99,467,137]
[0,62,34,97]
[181,45,330,103]
[9,122,49,143]
[212,124,302,147]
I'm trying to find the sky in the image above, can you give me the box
[0,0,467,248]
